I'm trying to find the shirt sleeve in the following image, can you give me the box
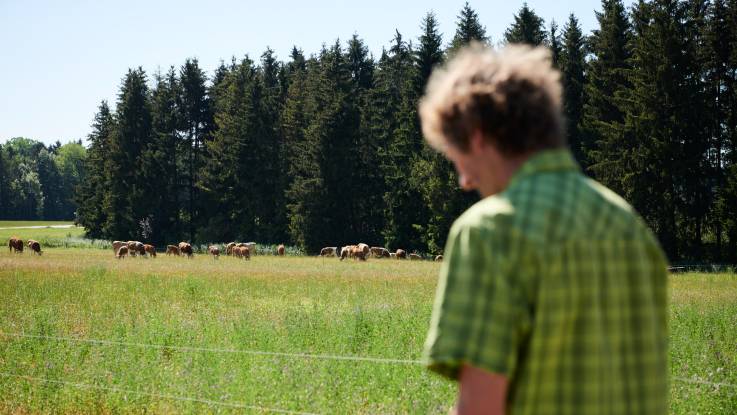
[423,218,532,380]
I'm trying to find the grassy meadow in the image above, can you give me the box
[0,222,734,413]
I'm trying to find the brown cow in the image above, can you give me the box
[165,245,180,256]
[320,247,337,257]
[434,255,443,262]
[340,245,357,261]
[179,242,193,258]
[112,241,125,256]
[233,246,250,260]
[357,243,370,259]
[208,245,220,259]
[8,237,23,253]
[127,241,145,257]
[395,249,407,259]
[351,245,367,261]
[409,253,422,261]
[116,245,129,259]
[27,239,42,255]
[144,244,156,257]
[277,244,285,256]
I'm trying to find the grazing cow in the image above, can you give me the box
[208,245,220,259]
[179,242,193,258]
[320,247,337,257]
[8,237,23,253]
[351,245,367,261]
[226,242,236,256]
[116,245,129,259]
[409,253,422,261]
[357,243,370,259]
[165,245,180,256]
[370,247,390,258]
[144,244,156,258]
[277,244,285,256]
[234,246,251,260]
[390,253,397,258]
[434,255,443,262]
[340,245,357,261]
[27,239,42,255]
[395,249,407,259]
[112,241,125,256]
[127,241,145,257]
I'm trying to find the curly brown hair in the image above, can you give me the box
[419,43,565,155]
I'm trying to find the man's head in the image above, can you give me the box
[419,43,565,196]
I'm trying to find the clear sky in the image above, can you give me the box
[0,0,634,146]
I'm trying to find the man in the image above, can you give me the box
[420,44,668,415]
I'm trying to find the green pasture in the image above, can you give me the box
[0,221,86,250]
[0,221,75,228]
[0,247,734,414]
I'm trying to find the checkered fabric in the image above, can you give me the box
[424,149,668,415]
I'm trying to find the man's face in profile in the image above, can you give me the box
[444,143,480,193]
[441,132,504,198]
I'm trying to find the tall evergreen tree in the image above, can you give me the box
[415,11,445,92]
[76,102,113,237]
[549,20,562,68]
[179,58,211,242]
[623,0,710,259]
[584,0,632,190]
[255,47,289,243]
[103,68,153,239]
[505,3,547,45]
[448,2,488,53]
[200,56,260,242]
[139,68,182,244]
[560,14,587,165]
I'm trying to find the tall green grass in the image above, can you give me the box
[0,250,734,413]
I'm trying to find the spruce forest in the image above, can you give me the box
[3,0,737,263]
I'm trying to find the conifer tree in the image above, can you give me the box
[560,14,587,165]
[140,68,182,244]
[549,20,562,68]
[584,0,632,190]
[75,101,114,236]
[179,58,211,242]
[448,2,488,54]
[505,3,547,45]
[200,57,259,242]
[415,11,445,92]
[103,68,153,239]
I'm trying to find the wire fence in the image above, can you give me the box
[1,330,735,412]
[0,371,319,415]
[0,332,422,365]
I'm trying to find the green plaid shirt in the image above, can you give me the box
[424,149,668,415]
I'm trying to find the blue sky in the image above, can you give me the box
[0,0,634,146]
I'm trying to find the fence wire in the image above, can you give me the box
[0,371,320,414]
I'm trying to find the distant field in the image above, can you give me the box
[0,248,735,413]
[0,221,84,243]
[0,220,75,228]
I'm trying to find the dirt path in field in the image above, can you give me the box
[0,225,76,230]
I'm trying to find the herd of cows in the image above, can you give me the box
[7,236,443,262]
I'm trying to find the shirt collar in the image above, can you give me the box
[507,148,580,188]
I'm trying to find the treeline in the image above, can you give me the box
[0,138,86,221]
[69,0,737,262]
